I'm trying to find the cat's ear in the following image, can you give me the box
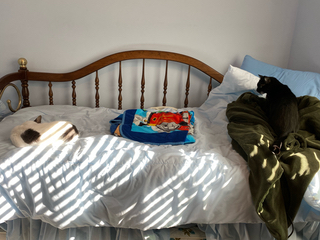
[258,74,263,78]
[264,77,271,84]
[34,115,42,123]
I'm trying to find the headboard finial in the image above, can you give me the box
[18,58,27,70]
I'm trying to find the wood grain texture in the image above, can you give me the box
[23,51,223,83]
[0,50,224,109]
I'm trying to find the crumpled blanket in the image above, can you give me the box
[226,92,320,240]
[110,109,195,145]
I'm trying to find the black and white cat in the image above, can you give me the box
[257,75,299,154]
[10,115,79,147]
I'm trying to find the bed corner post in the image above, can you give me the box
[18,58,30,108]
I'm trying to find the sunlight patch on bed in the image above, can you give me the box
[0,208,15,222]
[0,196,16,222]
[12,148,34,171]
[179,149,197,160]
[142,189,173,215]
[89,136,110,159]
[158,215,175,229]
[250,135,268,158]
[314,152,320,164]
[221,177,232,188]
[267,160,280,182]
[290,153,311,180]
[136,150,220,229]
[146,207,172,229]
[191,159,205,177]
[203,189,212,202]
[178,159,192,175]
[250,145,258,158]
[115,140,128,150]
[85,149,125,180]
[52,178,81,203]
[143,206,173,230]
[0,128,215,231]
[76,137,95,160]
[35,202,44,212]
[54,138,154,227]
[174,174,191,190]
[106,152,136,182]
[59,196,96,228]
[40,122,70,141]
[143,180,174,203]
[92,153,113,173]
[13,145,48,175]
[133,150,154,177]
[116,203,137,217]
[34,192,43,203]
[43,145,70,172]
[193,169,210,187]
[8,176,19,187]
[178,191,198,208]
[176,204,188,218]
[202,164,219,191]
[31,182,41,193]
[262,158,267,169]
[140,197,174,225]
[103,172,132,195]
[102,151,151,194]
[0,147,31,170]
[166,216,183,229]
[56,189,81,214]
[65,166,80,182]
[0,133,143,228]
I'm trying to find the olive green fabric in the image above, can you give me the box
[226,92,320,240]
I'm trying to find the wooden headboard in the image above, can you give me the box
[0,50,224,110]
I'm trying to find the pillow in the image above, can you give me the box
[200,65,261,111]
[241,55,320,99]
[0,100,13,121]
[216,65,260,94]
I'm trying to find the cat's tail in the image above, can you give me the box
[60,124,79,143]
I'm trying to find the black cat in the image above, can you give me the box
[257,75,299,154]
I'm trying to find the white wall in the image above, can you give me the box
[0,0,299,108]
[288,0,320,73]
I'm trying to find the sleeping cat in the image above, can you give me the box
[10,115,79,147]
[257,75,299,154]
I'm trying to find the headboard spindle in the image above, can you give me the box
[118,61,123,110]
[162,60,168,106]
[140,59,145,109]
[184,65,191,107]
[95,71,100,108]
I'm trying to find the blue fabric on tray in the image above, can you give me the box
[110,109,195,145]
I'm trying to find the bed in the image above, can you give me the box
[1,50,320,240]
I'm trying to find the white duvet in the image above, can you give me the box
[0,65,319,232]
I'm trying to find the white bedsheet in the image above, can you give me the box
[0,88,319,232]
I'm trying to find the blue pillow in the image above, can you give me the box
[241,55,320,99]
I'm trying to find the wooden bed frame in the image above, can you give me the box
[0,50,223,111]
[0,50,224,240]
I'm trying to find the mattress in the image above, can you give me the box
[0,79,320,235]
